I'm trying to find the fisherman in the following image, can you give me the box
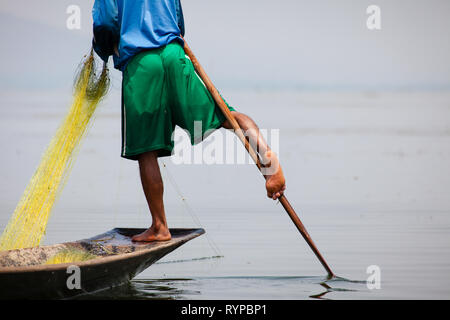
[92,0,286,242]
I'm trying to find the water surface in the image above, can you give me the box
[1,89,450,299]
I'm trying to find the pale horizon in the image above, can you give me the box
[0,0,449,91]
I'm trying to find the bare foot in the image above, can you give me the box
[132,225,171,242]
[263,150,286,200]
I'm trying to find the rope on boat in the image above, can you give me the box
[161,161,223,258]
[155,255,223,264]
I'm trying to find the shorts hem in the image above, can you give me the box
[190,106,236,145]
[121,144,173,160]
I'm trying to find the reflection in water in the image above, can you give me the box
[309,282,357,300]
[309,277,367,300]
[75,279,198,300]
[76,276,367,300]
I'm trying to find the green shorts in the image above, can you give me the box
[121,41,235,160]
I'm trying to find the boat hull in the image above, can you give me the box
[0,228,204,299]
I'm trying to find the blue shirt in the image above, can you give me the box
[92,0,185,71]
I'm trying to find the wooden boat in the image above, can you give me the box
[0,228,204,299]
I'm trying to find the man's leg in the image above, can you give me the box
[131,150,171,242]
[221,111,286,200]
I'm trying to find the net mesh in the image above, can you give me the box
[44,248,98,265]
[0,49,110,251]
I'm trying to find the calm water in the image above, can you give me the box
[1,89,450,299]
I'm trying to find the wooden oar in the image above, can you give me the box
[183,39,335,279]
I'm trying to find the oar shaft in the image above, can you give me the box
[183,40,334,278]
[278,196,334,277]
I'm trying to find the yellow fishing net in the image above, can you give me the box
[0,49,110,251]
[44,248,97,265]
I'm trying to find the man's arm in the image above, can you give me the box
[175,0,185,37]
[92,0,119,62]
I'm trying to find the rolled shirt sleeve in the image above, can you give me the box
[92,0,120,62]
[175,0,185,37]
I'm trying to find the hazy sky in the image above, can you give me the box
[0,0,449,90]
